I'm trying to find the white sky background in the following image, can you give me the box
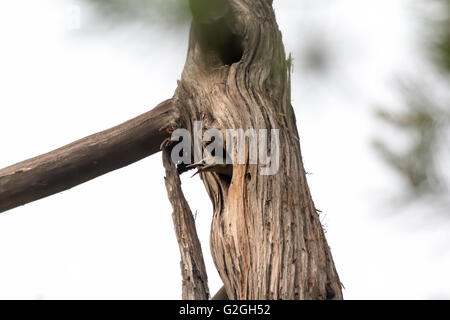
[0,0,449,299]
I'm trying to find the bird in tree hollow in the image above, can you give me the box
[186,155,233,177]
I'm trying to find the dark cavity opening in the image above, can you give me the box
[190,0,243,66]
[195,19,243,66]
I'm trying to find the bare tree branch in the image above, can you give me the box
[162,146,210,300]
[0,99,179,214]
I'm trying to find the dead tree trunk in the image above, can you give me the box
[172,0,343,300]
[0,0,342,300]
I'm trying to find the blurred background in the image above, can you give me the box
[0,0,448,299]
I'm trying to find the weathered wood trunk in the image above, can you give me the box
[173,0,343,299]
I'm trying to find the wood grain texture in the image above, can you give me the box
[162,146,210,300]
[0,99,178,213]
[176,0,343,299]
